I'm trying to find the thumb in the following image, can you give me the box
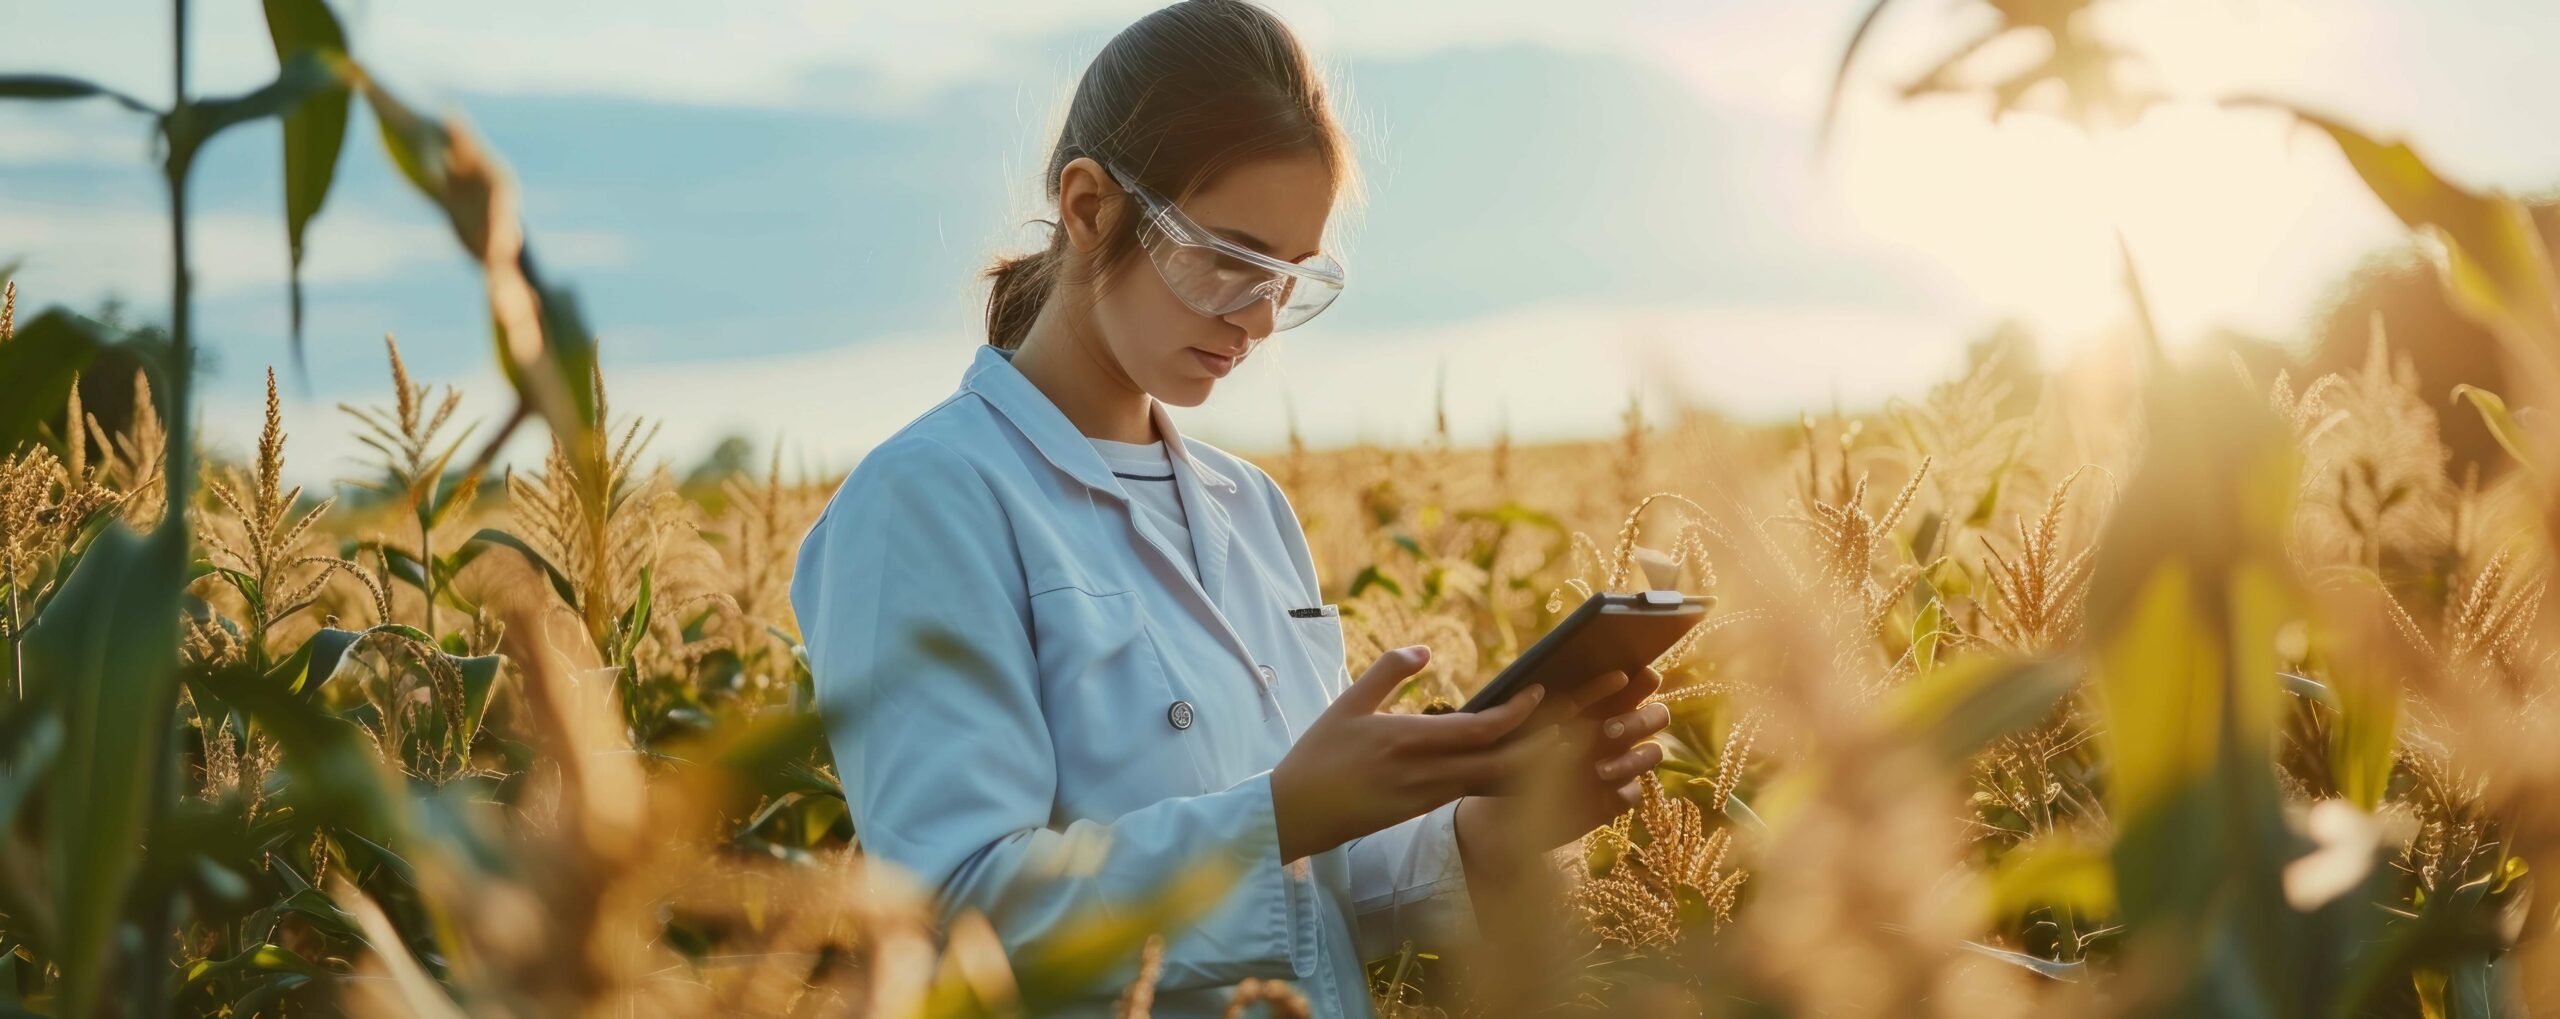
[1331,645,1429,716]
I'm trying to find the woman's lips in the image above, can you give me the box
[1191,348,1243,378]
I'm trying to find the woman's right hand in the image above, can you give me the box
[1268,645,1547,862]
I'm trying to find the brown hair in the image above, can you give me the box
[983,0,1353,350]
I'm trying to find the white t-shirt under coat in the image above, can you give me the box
[1087,435,1201,587]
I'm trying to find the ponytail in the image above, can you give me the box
[983,229,1064,351]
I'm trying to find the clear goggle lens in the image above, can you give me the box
[1107,161,1345,332]
[1142,231,1344,331]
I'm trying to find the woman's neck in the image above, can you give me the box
[1009,296,1159,445]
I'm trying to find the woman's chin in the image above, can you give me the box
[1154,378,1216,409]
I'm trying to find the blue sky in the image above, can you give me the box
[4,0,2556,481]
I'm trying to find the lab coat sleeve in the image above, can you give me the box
[1252,465,1483,962]
[790,435,1323,992]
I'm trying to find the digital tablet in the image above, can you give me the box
[1457,590,1713,713]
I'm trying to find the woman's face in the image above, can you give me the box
[1071,152,1336,409]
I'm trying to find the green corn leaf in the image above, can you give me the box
[2302,658,2401,815]
[1348,565,1402,599]
[416,429,480,524]
[351,67,602,450]
[465,527,581,608]
[1986,834,2117,922]
[2241,100,2560,393]
[183,942,327,987]
[286,627,362,699]
[663,709,831,828]
[352,539,432,593]
[1877,653,2076,766]
[229,972,318,1015]
[450,653,502,752]
[2450,384,2541,478]
[0,309,107,453]
[206,565,268,621]
[180,50,347,156]
[1966,470,2005,530]
[615,563,655,666]
[352,65,446,199]
[0,710,64,952]
[2082,358,2304,1012]
[23,517,187,1019]
[245,887,362,943]
[0,74,156,114]
[200,653,411,843]
[1006,852,1246,1007]
[262,0,353,366]
[283,625,503,756]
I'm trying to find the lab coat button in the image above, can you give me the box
[1256,664,1277,684]
[1168,700,1195,730]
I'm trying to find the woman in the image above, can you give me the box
[788,3,1672,1015]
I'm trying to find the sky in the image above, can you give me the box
[4,0,2557,484]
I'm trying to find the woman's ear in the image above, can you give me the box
[1056,156,1120,255]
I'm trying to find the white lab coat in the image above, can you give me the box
[789,343,1477,1018]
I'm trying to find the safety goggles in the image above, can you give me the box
[1104,162,1345,331]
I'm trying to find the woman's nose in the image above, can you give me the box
[1223,294,1277,340]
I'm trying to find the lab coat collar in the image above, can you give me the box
[963,344,1240,497]
[964,342,1261,700]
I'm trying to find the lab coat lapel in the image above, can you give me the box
[960,344,1128,497]
[1149,397,1235,608]
[963,345,1251,641]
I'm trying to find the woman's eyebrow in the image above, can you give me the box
[1209,225,1316,262]
[1208,226,1275,255]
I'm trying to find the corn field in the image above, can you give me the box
[5,0,2560,1017]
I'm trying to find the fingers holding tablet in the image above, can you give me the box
[1596,738,1666,783]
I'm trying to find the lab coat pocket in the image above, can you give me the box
[1283,604,1351,698]
[1030,587,1209,816]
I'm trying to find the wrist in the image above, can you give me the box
[1454,795,1542,880]
[1269,760,1325,863]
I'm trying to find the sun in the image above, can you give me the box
[1819,0,2398,360]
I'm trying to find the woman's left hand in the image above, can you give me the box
[1452,666,1672,873]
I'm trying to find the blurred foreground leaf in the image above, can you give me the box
[2086,355,2307,1013]
[2242,100,2560,406]
[23,517,187,1019]
[349,66,598,455]
[0,309,105,452]
[1880,654,2077,766]
[262,0,353,363]
[0,74,156,113]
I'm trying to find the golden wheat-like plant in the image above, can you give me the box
[1571,770,1749,950]
[339,334,480,632]
[195,368,369,660]
[505,367,686,657]
[1979,467,2096,655]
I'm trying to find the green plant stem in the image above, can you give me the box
[160,0,195,536]
[2032,738,2085,961]
[7,569,22,701]
[418,501,436,634]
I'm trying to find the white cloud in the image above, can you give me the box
[1182,299,1972,452]
[0,193,629,310]
[0,0,1652,115]
[0,120,157,165]
[210,297,1978,488]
